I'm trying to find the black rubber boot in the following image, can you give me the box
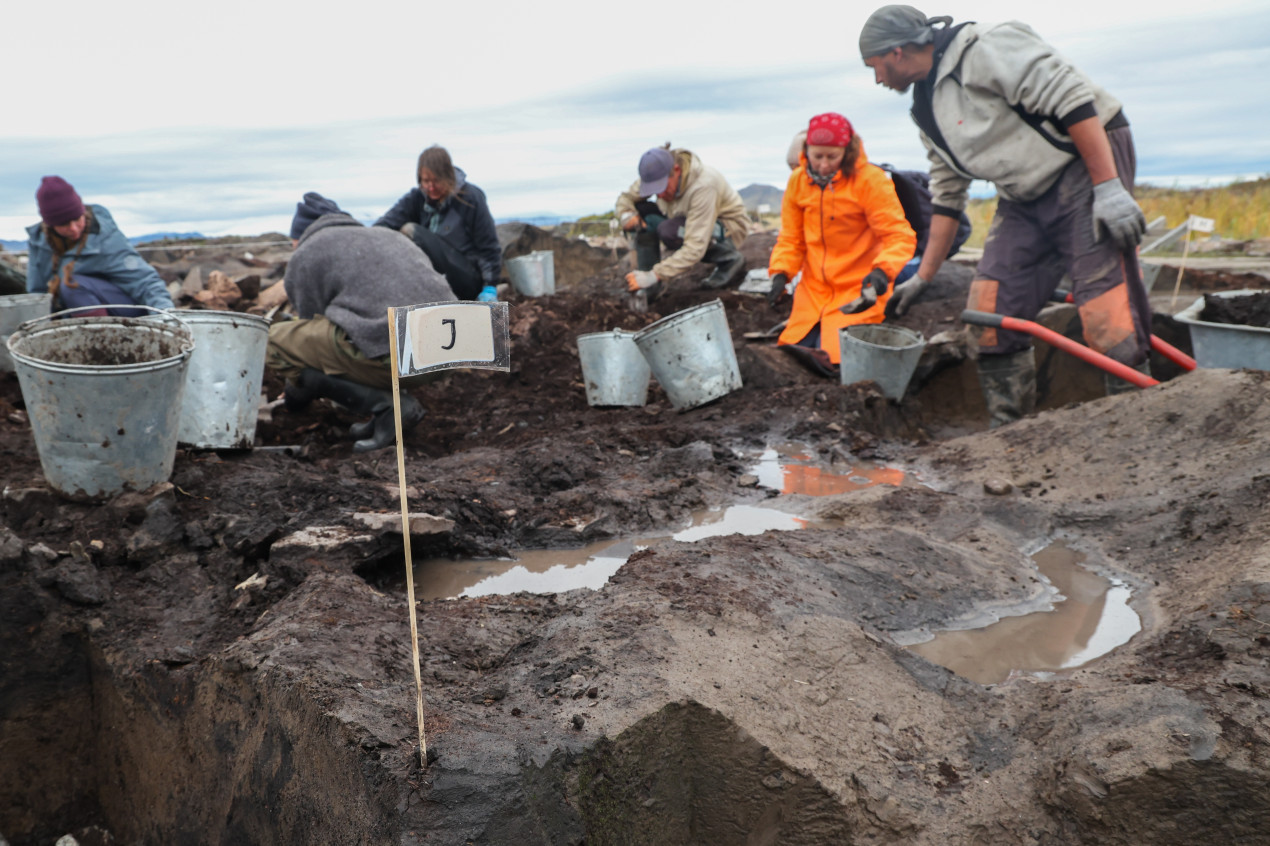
[352,393,425,453]
[283,367,336,412]
[285,367,396,426]
[700,239,746,289]
[976,350,1037,429]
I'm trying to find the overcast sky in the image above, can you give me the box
[3,0,1268,243]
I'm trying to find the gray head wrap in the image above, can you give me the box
[859,5,953,59]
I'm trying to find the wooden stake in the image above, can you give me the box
[1170,219,1192,310]
[388,308,428,768]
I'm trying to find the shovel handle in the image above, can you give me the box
[961,309,1159,388]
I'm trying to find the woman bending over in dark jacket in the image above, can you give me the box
[374,146,502,301]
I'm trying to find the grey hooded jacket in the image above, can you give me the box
[284,214,455,359]
[916,21,1123,212]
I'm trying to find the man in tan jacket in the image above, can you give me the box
[616,147,750,301]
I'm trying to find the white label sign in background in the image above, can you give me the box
[392,301,511,376]
[1187,215,1216,233]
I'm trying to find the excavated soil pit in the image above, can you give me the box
[3,236,1270,844]
[409,445,910,601]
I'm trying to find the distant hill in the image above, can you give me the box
[130,231,205,244]
[0,231,206,254]
[497,215,570,228]
[738,183,783,212]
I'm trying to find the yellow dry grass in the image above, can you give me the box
[964,177,1270,250]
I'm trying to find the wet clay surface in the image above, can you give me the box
[3,233,1270,844]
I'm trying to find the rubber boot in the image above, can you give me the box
[976,349,1037,429]
[351,393,425,453]
[700,239,746,289]
[1103,360,1152,396]
[283,367,323,412]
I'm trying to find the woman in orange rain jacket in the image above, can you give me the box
[768,112,916,372]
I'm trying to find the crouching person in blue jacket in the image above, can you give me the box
[25,176,174,315]
[266,192,457,452]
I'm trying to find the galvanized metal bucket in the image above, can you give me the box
[0,293,52,372]
[633,299,742,410]
[176,310,270,449]
[1174,290,1270,370]
[577,329,651,407]
[838,323,925,400]
[506,251,556,297]
[7,307,194,500]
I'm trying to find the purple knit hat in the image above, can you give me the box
[37,176,85,226]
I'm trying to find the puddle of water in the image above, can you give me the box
[750,447,906,495]
[412,444,905,601]
[907,542,1142,684]
[414,504,811,601]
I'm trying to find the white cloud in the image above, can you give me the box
[2,0,1268,241]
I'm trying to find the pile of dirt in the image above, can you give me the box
[2,229,1270,845]
[1199,291,1270,328]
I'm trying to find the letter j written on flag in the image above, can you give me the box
[391,301,511,376]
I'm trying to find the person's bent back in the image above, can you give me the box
[266,192,455,452]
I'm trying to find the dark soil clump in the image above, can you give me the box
[1199,291,1270,328]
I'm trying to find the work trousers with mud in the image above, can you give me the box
[631,199,727,270]
[410,226,483,301]
[967,123,1153,366]
[266,315,393,390]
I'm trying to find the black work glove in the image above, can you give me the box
[839,268,891,315]
[767,272,790,308]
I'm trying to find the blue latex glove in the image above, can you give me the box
[477,285,498,302]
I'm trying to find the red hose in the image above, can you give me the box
[962,310,1159,388]
[1051,288,1196,371]
[1148,335,1197,372]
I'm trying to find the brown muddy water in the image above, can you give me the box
[412,444,909,600]
[905,541,1142,684]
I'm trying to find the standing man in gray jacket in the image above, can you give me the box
[859,6,1150,427]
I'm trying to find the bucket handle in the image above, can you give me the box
[18,304,191,334]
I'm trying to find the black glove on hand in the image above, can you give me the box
[839,269,891,315]
[862,267,889,297]
[767,272,790,308]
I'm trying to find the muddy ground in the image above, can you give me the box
[2,231,1270,845]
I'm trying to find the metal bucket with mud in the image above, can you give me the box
[0,293,52,372]
[838,323,925,400]
[576,329,650,407]
[176,310,270,449]
[1174,289,1270,371]
[506,251,555,297]
[6,307,194,500]
[633,299,742,410]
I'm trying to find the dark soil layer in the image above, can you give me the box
[2,233,1269,845]
[1199,291,1270,328]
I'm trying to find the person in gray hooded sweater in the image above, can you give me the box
[266,192,456,452]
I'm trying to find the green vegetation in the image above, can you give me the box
[964,176,1270,250]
